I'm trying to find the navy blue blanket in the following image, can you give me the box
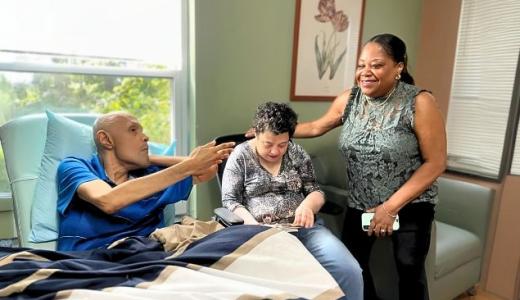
[0,225,342,300]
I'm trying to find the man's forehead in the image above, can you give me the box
[112,114,139,126]
[96,113,141,132]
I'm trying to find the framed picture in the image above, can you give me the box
[290,0,365,101]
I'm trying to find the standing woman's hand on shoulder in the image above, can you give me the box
[293,89,352,138]
[245,128,255,138]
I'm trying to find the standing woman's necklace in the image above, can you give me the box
[363,85,397,107]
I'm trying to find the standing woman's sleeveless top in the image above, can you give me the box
[339,81,438,210]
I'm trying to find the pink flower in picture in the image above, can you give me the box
[313,0,349,80]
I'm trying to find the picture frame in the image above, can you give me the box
[290,0,365,101]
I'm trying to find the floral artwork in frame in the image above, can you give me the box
[291,0,365,101]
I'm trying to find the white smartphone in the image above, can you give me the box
[361,212,400,231]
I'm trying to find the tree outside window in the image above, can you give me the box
[0,71,172,193]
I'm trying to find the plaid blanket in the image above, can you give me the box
[0,225,343,300]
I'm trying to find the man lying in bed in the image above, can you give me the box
[56,112,234,251]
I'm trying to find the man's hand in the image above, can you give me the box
[193,164,217,184]
[188,141,234,175]
[292,203,315,228]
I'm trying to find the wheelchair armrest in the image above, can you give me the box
[317,184,346,216]
[319,200,344,215]
[214,207,244,227]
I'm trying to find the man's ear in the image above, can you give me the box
[96,130,114,150]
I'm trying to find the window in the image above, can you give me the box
[0,72,172,142]
[0,0,188,203]
[0,0,182,73]
[512,126,520,175]
[0,71,175,193]
[446,0,520,179]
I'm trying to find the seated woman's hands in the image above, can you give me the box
[292,191,324,228]
[292,203,315,228]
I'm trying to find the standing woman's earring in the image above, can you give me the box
[395,73,401,80]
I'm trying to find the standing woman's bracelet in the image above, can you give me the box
[382,202,397,218]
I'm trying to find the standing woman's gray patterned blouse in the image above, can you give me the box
[221,141,321,223]
[339,81,438,211]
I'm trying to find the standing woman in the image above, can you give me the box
[293,33,447,299]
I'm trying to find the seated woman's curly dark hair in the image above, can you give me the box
[252,102,298,138]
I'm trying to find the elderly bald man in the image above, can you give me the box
[56,112,234,251]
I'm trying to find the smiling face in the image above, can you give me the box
[355,42,403,98]
[255,131,290,165]
[95,113,150,170]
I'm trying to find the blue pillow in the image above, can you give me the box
[149,141,176,156]
[29,111,96,242]
[29,111,176,242]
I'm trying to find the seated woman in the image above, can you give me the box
[221,102,363,300]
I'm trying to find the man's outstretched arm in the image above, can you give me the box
[76,141,234,214]
[148,155,187,167]
[149,155,217,184]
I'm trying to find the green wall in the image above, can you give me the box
[190,0,423,220]
[361,0,423,73]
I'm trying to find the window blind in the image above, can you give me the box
[447,0,520,178]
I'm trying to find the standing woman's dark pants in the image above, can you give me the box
[341,202,435,300]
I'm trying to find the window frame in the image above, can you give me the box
[446,0,520,181]
[448,53,520,181]
[0,0,190,215]
[506,52,520,176]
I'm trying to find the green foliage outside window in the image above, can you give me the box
[0,72,172,193]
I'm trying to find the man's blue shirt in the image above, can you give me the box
[56,155,193,251]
